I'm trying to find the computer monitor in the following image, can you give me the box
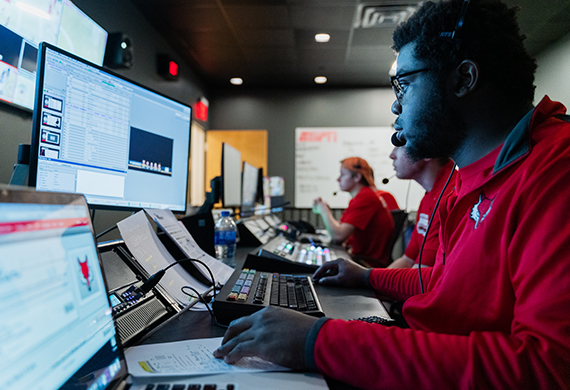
[0,0,107,111]
[241,161,259,211]
[221,142,242,208]
[29,42,192,213]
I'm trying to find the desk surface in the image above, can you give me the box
[136,246,386,390]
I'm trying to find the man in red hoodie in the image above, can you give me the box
[214,1,570,388]
[387,147,456,268]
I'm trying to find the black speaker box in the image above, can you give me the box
[104,32,133,69]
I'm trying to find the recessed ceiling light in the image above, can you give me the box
[315,33,330,43]
[314,76,327,84]
[230,77,243,85]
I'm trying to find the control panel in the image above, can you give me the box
[256,235,343,268]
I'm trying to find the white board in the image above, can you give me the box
[295,127,424,210]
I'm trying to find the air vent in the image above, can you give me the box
[354,4,418,28]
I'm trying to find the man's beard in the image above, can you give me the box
[404,87,467,162]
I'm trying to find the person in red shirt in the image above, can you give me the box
[368,167,401,210]
[387,147,456,268]
[373,188,400,211]
[214,1,570,388]
[312,157,394,267]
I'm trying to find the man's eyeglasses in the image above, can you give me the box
[390,68,431,104]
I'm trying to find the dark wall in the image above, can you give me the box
[209,87,397,205]
[0,0,208,239]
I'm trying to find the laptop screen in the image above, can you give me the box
[0,188,125,390]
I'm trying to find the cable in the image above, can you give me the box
[181,286,228,329]
[95,224,118,240]
[417,165,456,294]
[405,180,412,212]
[95,211,135,240]
[163,258,219,300]
[127,257,219,302]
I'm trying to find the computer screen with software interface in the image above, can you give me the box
[29,43,192,213]
[0,190,124,390]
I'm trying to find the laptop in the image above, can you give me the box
[0,186,328,390]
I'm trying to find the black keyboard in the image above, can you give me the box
[213,268,325,325]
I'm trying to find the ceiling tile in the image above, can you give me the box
[223,5,291,28]
[289,4,356,30]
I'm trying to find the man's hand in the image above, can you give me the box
[213,306,318,369]
[312,257,370,288]
[387,255,415,269]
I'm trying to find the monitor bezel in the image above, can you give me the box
[29,42,192,214]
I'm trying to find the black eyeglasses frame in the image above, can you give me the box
[390,68,432,104]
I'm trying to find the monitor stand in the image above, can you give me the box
[9,144,30,186]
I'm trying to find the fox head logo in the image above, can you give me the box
[470,191,495,229]
[78,256,93,291]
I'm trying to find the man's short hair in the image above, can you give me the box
[392,0,537,105]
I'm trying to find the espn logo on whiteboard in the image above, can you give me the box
[297,131,337,142]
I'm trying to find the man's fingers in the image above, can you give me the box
[221,339,259,364]
[220,315,253,345]
[214,327,255,359]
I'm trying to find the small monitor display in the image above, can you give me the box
[0,190,124,390]
[0,0,107,111]
[241,161,259,210]
[29,43,192,213]
[221,143,242,208]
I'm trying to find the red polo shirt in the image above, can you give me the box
[340,186,394,267]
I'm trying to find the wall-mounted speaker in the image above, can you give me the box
[104,32,133,69]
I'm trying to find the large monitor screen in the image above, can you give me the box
[221,142,242,208]
[0,0,107,111]
[29,43,192,213]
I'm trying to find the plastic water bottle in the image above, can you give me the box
[214,211,237,267]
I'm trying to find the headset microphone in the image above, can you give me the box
[382,174,396,184]
[391,132,406,147]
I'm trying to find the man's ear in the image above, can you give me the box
[454,59,480,97]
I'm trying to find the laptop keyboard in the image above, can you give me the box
[140,383,236,390]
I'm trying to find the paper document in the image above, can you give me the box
[145,208,233,285]
[117,211,209,307]
[125,337,288,377]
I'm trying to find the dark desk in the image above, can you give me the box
[137,246,387,389]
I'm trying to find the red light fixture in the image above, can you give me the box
[157,54,179,81]
[168,60,178,78]
[195,97,209,122]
